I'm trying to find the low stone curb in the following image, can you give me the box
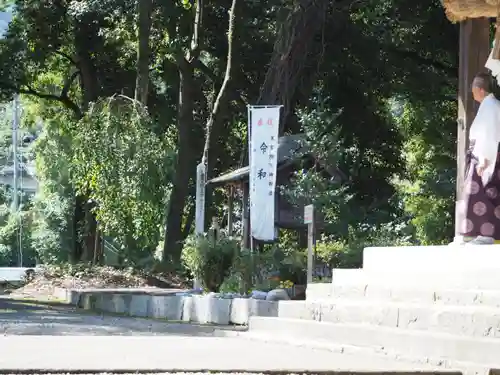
[52,287,280,325]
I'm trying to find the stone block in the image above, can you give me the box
[78,293,88,309]
[99,293,116,313]
[150,295,183,320]
[277,301,320,321]
[331,267,500,291]
[363,244,500,272]
[329,301,398,327]
[306,283,333,301]
[81,293,104,310]
[190,295,232,325]
[247,316,500,366]
[376,287,434,303]
[113,294,131,314]
[69,290,82,306]
[182,296,193,322]
[251,299,278,318]
[230,298,280,324]
[128,294,151,317]
[230,298,250,325]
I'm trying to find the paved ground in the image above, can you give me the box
[0,297,226,335]
[0,297,447,372]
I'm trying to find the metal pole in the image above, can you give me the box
[12,95,18,212]
[12,95,22,266]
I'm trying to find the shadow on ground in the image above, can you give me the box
[0,297,237,336]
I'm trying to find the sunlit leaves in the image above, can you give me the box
[70,96,176,255]
[394,99,456,244]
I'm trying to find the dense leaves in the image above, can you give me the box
[71,96,175,257]
[0,0,461,272]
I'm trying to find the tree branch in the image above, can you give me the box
[134,0,153,105]
[22,83,82,118]
[61,70,80,98]
[187,0,203,62]
[201,0,237,165]
[55,51,78,66]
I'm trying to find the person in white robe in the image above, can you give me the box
[456,73,500,245]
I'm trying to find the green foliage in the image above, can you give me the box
[395,99,456,244]
[0,209,36,266]
[284,108,350,236]
[25,99,77,264]
[286,107,403,240]
[70,96,175,259]
[31,189,74,264]
[181,233,238,292]
[224,245,307,293]
[0,0,462,274]
[316,223,413,269]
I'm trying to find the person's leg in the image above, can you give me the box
[457,160,492,243]
[462,156,500,245]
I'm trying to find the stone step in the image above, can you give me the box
[327,268,500,290]
[247,316,500,368]
[307,283,500,307]
[277,300,500,338]
[363,245,500,272]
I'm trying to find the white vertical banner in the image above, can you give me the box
[195,162,206,235]
[248,106,281,241]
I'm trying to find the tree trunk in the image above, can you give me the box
[257,0,328,134]
[134,0,153,105]
[73,19,101,263]
[163,61,197,262]
[70,196,85,263]
[74,22,99,109]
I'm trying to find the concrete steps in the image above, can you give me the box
[363,245,500,272]
[308,283,500,307]
[246,316,500,369]
[328,268,500,290]
[244,245,500,369]
[277,299,500,338]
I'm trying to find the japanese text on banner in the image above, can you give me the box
[248,106,280,241]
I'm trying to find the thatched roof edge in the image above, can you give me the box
[442,0,498,22]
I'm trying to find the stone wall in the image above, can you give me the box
[54,288,280,325]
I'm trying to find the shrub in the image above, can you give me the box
[315,222,413,269]
[181,233,238,292]
[225,246,307,293]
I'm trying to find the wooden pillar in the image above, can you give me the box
[241,182,250,249]
[455,19,490,235]
[227,185,234,236]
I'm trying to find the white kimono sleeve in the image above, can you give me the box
[471,95,500,186]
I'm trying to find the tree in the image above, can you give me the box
[0,0,463,272]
